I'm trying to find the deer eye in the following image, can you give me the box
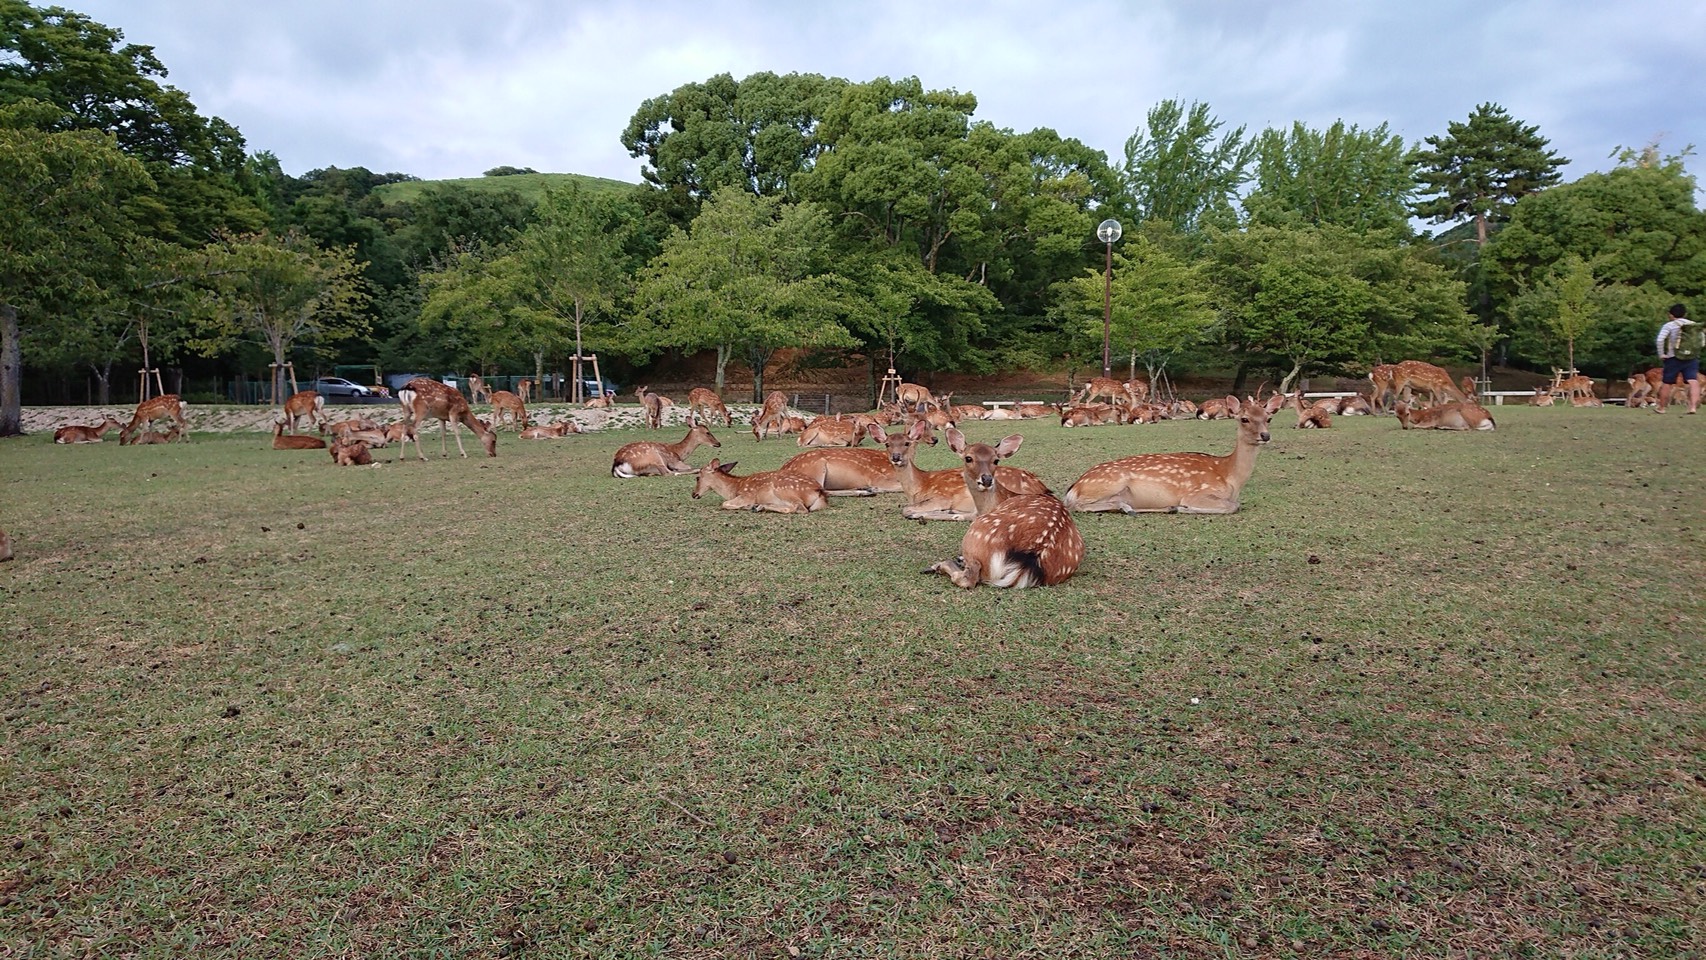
[964,456,973,463]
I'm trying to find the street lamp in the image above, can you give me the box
[1096,218,1123,378]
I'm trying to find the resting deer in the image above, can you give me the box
[324,417,379,440]
[1060,403,1120,427]
[273,419,327,449]
[1530,385,1555,407]
[585,392,617,409]
[1292,392,1333,429]
[131,425,183,445]
[398,377,497,459]
[486,390,528,430]
[54,417,122,444]
[692,459,828,513]
[382,421,416,446]
[777,447,904,496]
[924,430,1083,589]
[519,421,580,439]
[797,415,865,447]
[1168,398,1199,419]
[634,386,674,429]
[329,437,374,465]
[872,420,1049,522]
[687,387,734,427]
[467,373,492,405]
[1336,394,1374,416]
[120,395,187,445]
[282,390,327,434]
[1196,395,1241,420]
[1394,400,1496,431]
[948,402,989,422]
[1064,397,1272,514]
[611,424,720,478]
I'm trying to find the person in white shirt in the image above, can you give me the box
[1655,303,1701,414]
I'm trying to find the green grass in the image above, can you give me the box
[371,172,638,206]
[2,408,1702,958]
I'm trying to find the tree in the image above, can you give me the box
[0,105,149,434]
[191,230,370,403]
[1114,99,1253,232]
[1507,254,1618,374]
[1052,229,1215,390]
[631,188,855,399]
[1245,120,1415,234]
[1412,103,1567,245]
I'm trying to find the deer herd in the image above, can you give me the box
[37,359,1656,587]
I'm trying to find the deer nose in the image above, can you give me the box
[1259,430,1271,443]
[978,472,995,489]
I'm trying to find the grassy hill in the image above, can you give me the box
[372,171,639,205]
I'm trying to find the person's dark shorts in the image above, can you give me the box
[1662,357,1700,384]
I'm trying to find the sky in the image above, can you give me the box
[66,0,1706,195]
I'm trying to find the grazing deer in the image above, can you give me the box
[398,377,497,459]
[120,395,187,445]
[467,373,492,405]
[1196,395,1241,420]
[1064,397,1272,514]
[1394,400,1496,431]
[329,437,374,465]
[777,447,903,496]
[872,420,1049,522]
[1460,375,1480,400]
[1072,377,1129,406]
[692,459,829,513]
[1394,360,1468,408]
[488,390,528,430]
[611,424,720,478]
[686,387,734,427]
[519,421,580,439]
[1292,392,1333,429]
[635,386,673,429]
[752,390,791,440]
[924,430,1083,589]
[53,417,122,444]
[797,415,865,448]
[273,419,327,449]
[282,389,327,434]
[0,528,12,562]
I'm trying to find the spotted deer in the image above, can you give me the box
[635,386,673,429]
[1064,397,1272,514]
[687,387,734,427]
[119,395,188,445]
[924,430,1084,589]
[488,390,528,430]
[752,391,791,440]
[692,459,829,514]
[610,424,720,478]
[1394,400,1496,431]
[282,389,327,434]
[796,415,864,448]
[519,421,579,439]
[872,420,1049,522]
[272,419,327,449]
[398,378,497,459]
[54,417,122,444]
[776,447,903,496]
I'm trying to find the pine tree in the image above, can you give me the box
[1413,103,1567,244]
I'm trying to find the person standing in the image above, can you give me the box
[1655,303,1702,414]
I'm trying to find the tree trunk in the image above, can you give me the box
[715,344,730,394]
[1278,362,1304,396]
[91,361,112,405]
[749,346,772,403]
[0,303,20,436]
[1230,360,1252,398]
[534,350,544,400]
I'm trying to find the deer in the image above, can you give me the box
[282,389,327,434]
[1626,368,1661,408]
[53,417,123,444]
[1530,385,1556,407]
[329,437,374,465]
[323,417,379,440]
[611,424,720,478]
[467,373,492,405]
[1550,371,1595,403]
[751,390,791,440]
[488,390,528,431]
[1570,392,1604,408]
[1459,375,1480,401]
[635,386,673,429]
[1292,392,1333,429]
[686,387,734,427]
[1008,402,1056,420]
[797,415,864,448]
[924,430,1084,589]
[1336,394,1374,416]
[1394,400,1496,431]
[383,421,416,446]
[0,528,12,563]
[585,392,617,410]
[777,447,904,496]
[273,419,327,449]
[119,395,187,445]
[1196,395,1241,420]
[895,382,935,409]
[398,377,497,459]
[1063,397,1272,515]
[1072,376,1129,406]
[517,378,533,404]
[872,420,1050,521]
[1124,378,1150,403]
[1392,360,1468,408]
[948,402,989,423]
[1168,398,1199,419]
[692,459,829,513]
[1060,403,1119,427]
[519,421,580,439]
[131,425,183,445]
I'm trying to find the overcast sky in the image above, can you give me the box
[69,0,1704,194]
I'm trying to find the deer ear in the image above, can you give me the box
[946,428,967,453]
[1228,396,1242,412]
[868,424,888,443]
[995,434,1024,458]
[717,461,737,474]
[907,419,931,441]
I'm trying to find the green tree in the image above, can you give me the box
[1245,120,1415,234]
[1114,99,1253,232]
[1413,102,1567,245]
[631,188,855,398]
[1053,229,1215,389]
[191,230,370,403]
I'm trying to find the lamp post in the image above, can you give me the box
[1096,218,1123,378]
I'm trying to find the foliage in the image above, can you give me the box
[483,165,538,177]
[1113,99,1253,233]
[1245,120,1415,234]
[1411,102,1567,244]
[1053,228,1215,383]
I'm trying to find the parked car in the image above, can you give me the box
[314,376,373,397]
[582,378,620,398]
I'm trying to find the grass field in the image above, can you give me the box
[2,407,1701,958]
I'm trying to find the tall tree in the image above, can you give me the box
[1114,99,1253,232]
[1052,229,1215,388]
[1412,102,1567,245]
[1245,120,1415,234]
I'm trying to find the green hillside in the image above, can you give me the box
[372,171,639,205]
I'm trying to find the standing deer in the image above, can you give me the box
[282,389,327,434]
[924,430,1083,589]
[398,378,497,459]
[872,420,1049,521]
[1391,360,1467,409]
[1123,378,1150,403]
[272,419,327,449]
[1394,400,1496,431]
[687,387,734,427]
[751,390,791,440]
[635,386,673,429]
[895,382,935,409]
[488,390,528,430]
[467,374,492,405]
[777,447,904,496]
[54,417,122,444]
[611,424,720,477]
[1072,377,1129,406]
[692,459,829,513]
[119,395,188,445]
[517,378,533,404]
[1626,368,1661,408]
[1063,398,1272,514]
